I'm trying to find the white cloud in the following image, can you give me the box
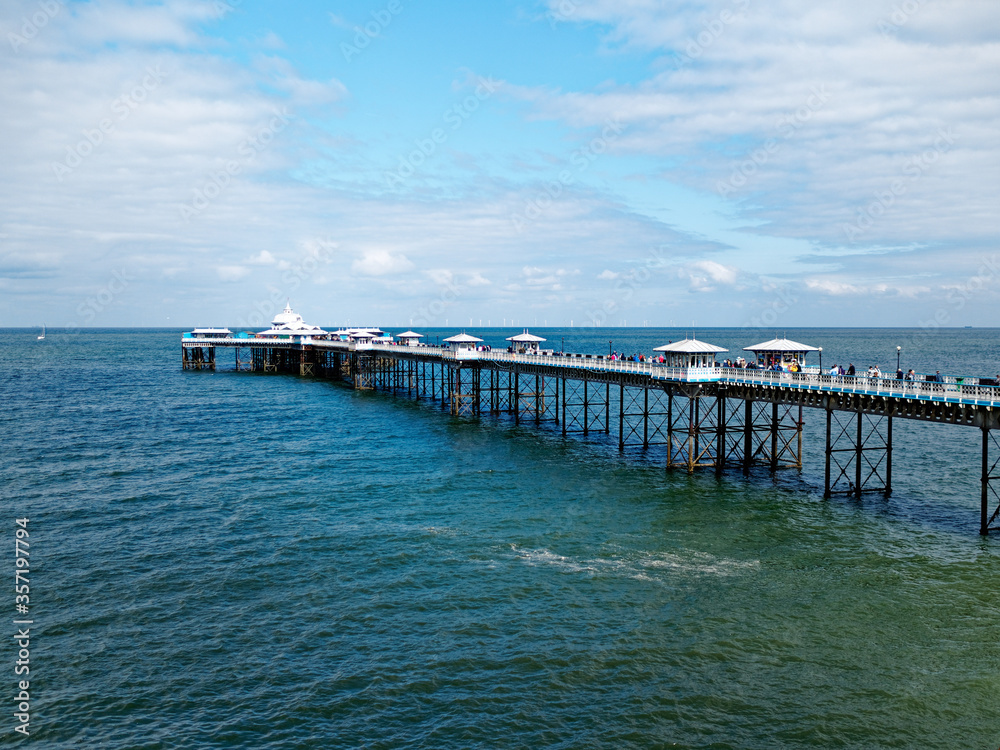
[2,0,996,328]
[351,249,414,276]
[247,251,276,265]
[530,0,1000,250]
[217,265,250,282]
[692,260,738,286]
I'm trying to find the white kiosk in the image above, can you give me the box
[396,331,425,347]
[653,337,728,367]
[506,330,546,354]
[191,327,232,339]
[443,332,484,359]
[744,337,818,371]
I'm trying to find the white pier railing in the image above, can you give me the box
[183,336,1000,407]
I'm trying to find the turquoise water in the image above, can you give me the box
[4,328,1000,749]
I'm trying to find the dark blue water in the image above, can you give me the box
[3,328,1000,749]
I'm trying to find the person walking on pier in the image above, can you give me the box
[847,363,855,377]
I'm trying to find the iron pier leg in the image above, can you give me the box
[855,409,864,499]
[716,395,726,475]
[605,382,610,435]
[770,401,779,473]
[687,398,696,472]
[618,381,625,451]
[475,366,482,416]
[535,374,541,424]
[666,388,674,470]
[583,376,589,437]
[797,405,804,470]
[885,415,893,497]
[561,377,567,436]
[694,397,702,468]
[514,371,520,425]
[982,426,989,536]
[824,408,832,498]
[643,387,649,450]
[743,398,753,476]
[554,376,559,425]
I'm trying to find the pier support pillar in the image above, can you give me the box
[742,398,753,476]
[514,371,520,425]
[643,386,650,449]
[716,395,726,476]
[666,385,722,472]
[618,381,625,451]
[561,377,567,436]
[616,382,668,451]
[823,397,891,498]
[824,407,832,498]
[980,426,1000,535]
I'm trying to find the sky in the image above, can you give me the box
[1,0,998,330]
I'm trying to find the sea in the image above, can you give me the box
[3,326,1000,749]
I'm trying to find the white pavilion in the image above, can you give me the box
[653,337,728,367]
[255,303,328,340]
[443,332,484,357]
[506,329,546,354]
[744,337,818,369]
[396,331,425,347]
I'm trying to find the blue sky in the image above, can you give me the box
[1,0,998,329]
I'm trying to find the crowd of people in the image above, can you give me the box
[608,351,666,363]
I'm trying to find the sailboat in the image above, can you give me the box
[37,325,45,340]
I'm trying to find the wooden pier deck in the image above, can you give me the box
[182,335,1000,535]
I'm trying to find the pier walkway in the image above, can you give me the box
[182,335,1000,535]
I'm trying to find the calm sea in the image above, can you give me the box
[3,327,999,749]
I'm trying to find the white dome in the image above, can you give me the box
[271,303,303,327]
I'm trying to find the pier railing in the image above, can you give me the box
[718,368,1000,405]
[183,336,1000,406]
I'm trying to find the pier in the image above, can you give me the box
[182,329,1000,536]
